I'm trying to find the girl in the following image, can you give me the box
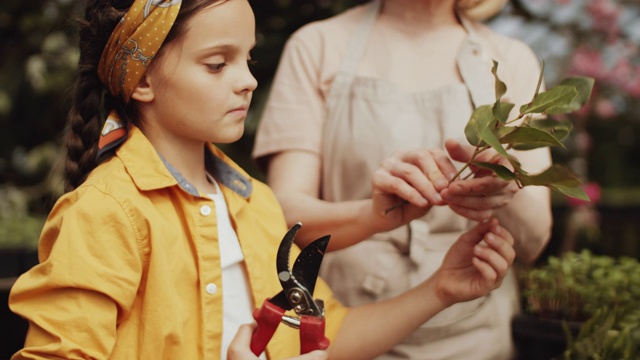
[9,0,516,359]
[252,0,552,358]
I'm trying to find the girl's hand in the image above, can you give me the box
[372,148,457,226]
[227,323,260,360]
[440,139,519,221]
[227,323,329,360]
[434,217,516,306]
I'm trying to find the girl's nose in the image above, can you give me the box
[238,63,258,94]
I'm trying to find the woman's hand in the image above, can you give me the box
[433,217,516,306]
[372,148,457,226]
[440,139,519,221]
[227,323,329,360]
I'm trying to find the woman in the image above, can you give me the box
[253,0,552,358]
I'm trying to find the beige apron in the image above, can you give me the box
[320,1,518,359]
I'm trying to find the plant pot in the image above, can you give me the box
[512,313,582,360]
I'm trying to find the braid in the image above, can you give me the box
[64,0,132,192]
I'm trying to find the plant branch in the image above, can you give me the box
[449,146,490,183]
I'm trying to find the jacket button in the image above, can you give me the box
[200,205,212,216]
[206,283,217,294]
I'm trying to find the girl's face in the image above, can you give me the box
[134,0,257,147]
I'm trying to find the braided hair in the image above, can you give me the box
[64,0,224,192]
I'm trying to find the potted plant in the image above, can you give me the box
[513,250,640,360]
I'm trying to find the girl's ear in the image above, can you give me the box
[131,75,155,103]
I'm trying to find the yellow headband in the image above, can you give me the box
[96,0,182,157]
[98,0,182,102]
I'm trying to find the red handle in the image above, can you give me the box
[250,300,285,356]
[299,316,330,354]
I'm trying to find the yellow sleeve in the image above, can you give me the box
[9,186,143,359]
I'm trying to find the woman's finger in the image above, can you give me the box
[373,167,429,208]
[444,138,475,163]
[377,154,444,205]
[406,149,458,188]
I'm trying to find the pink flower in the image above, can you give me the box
[621,68,640,98]
[586,0,621,40]
[575,131,592,152]
[567,46,606,79]
[609,57,632,87]
[593,98,617,118]
[567,182,601,207]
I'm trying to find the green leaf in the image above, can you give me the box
[470,161,517,181]
[492,60,507,100]
[520,85,580,115]
[516,164,590,201]
[464,105,509,157]
[493,101,515,124]
[519,164,582,187]
[528,118,574,143]
[558,76,595,111]
[499,126,565,150]
[491,61,509,122]
[465,105,493,146]
[550,184,590,201]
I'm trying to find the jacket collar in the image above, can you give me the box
[116,125,253,199]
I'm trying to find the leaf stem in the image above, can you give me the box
[384,201,407,215]
[449,146,489,183]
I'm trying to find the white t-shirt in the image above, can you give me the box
[208,179,267,359]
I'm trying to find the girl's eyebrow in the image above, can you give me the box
[197,41,257,56]
[197,44,235,56]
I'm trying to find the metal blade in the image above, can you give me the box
[291,235,330,296]
[276,222,302,279]
[270,222,303,311]
[268,290,291,311]
[273,222,330,317]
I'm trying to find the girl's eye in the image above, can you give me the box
[206,63,226,72]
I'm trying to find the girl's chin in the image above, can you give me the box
[213,128,245,144]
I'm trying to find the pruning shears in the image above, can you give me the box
[250,222,331,356]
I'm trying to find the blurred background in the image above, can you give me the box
[1,0,639,358]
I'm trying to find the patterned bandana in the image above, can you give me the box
[96,0,182,157]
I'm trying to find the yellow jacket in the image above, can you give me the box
[9,126,348,359]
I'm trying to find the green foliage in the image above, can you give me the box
[459,61,595,201]
[560,307,640,360]
[518,250,640,359]
[520,250,640,321]
[0,216,44,250]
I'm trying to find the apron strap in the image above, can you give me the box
[456,15,496,107]
[326,0,381,105]
[338,0,381,76]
